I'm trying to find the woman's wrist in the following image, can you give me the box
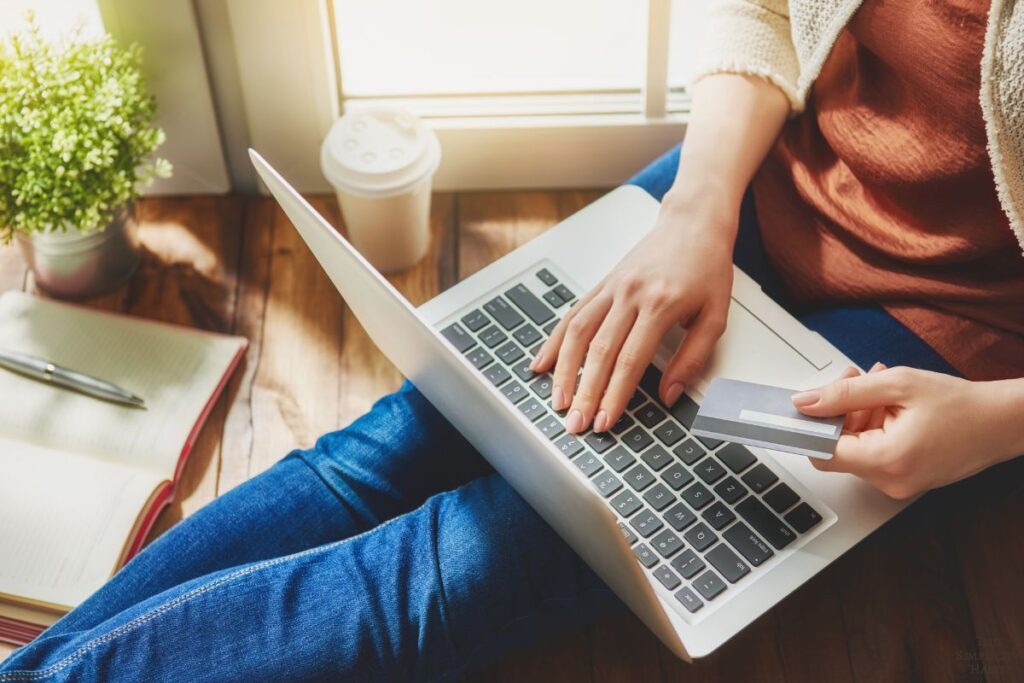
[660,181,741,241]
[970,377,1024,464]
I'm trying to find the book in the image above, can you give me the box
[0,291,247,645]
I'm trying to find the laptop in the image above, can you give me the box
[249,150,910,660]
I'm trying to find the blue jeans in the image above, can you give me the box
[0,147,957,682]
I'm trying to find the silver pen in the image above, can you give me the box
[0,348,146,408]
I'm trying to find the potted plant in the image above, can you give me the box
[0,16,171,298]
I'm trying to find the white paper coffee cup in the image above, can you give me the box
[320,108,442,273]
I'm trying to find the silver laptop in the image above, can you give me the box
[250,150,910,660]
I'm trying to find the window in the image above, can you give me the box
[226,0,706,191]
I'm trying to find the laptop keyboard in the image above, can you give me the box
[438,265,829,618]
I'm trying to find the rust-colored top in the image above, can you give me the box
[752,0,1024,380]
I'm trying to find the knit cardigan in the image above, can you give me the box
[692,0,1024,255]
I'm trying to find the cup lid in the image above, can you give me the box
[320,108,441,197]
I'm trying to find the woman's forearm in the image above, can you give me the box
[987,377,1024,459]
[664,73,790,229]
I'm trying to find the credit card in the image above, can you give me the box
[691,378,843,459]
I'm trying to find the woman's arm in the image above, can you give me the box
[531,73,790,435]
[794,368,1024,499]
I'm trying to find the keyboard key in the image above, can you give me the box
[723,522,774,567]
[680,482,713,510]
[573,451,603,477]
[695,435,724,450]
[664,502,698,531]
[683,522,718,552]
[764,483,800,513]
[483,364,511,387]
[627,390,646,410]
[465,347,493,369]
[673,438,706,465]
[716,443,757,473]
[554,434,584,458]
[461,309,489,332]
[480,325,508,348]
[705,544,750,584]
[639,365,662,397]
[714,476,748,504]
[701,501,736,530]
[505,284,555,325]
[651,529,685,558]
[512,359,536,382]
[785,502,823,533]
[543,290,564,308]
[495,341,525,365]
[513,324,542,347]
[536,415,565,440]
[741,463,779,493]
[667,393,700,429]
[440,322,475,352]
[693,457,727,484]
[484,296,524,330]
[629,508,664,538]
[610,413,635,435]
[653,566,681,591]
[735,496,796,549]
[622,426,654,453]
[592,471,623,498]
[643,483,675,511]
[633,543,659,568]
[617,521,638,545]
[530,375,554,399]
[641,445,673,471]
[635,403,667,428]
[670,549,706,579]
[501,380,528,404]
[653,419,685,446]
[553,284,575,302]
[693,570,727,601]
[611,490,643,517]
[530,341,545,356]
[584,430,616,453]
[602,445,636,472]
[660,463,694,490]
[517,397,546,422]
[673,586,704,613]
[623,464,656,491]
[536,268,558,286]
[542,318,559,335]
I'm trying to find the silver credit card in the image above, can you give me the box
[691,378,843,459]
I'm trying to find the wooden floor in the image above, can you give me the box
[2,192,1022,681]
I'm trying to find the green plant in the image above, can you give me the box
[0,15,171,242]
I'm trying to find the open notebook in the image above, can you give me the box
[0,292,246,645]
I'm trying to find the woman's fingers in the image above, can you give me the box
[530,285,600,373]
[793,366,908,417]
[592,312,671,431]
[840,365,873,433]
[565,303,637,433]
[549,295,613,412]
[659,306,727,405]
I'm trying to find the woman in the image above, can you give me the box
[2,0,1022,680]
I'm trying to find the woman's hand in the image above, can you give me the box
[793,366,1024,499]
[530,198,736,435]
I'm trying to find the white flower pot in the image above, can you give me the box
[15,203,141,299]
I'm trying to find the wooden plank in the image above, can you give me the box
[835,489,982,683]
[771,568,855,683]
[0,242,26,292]
[951,456,1024,683]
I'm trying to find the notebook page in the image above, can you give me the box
[0,437,163,609]
[0,292,244,477]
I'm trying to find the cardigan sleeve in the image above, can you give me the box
[689,0,804,113]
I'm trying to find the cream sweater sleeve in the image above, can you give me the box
[690,0,804,113]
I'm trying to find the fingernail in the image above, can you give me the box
[791,390,820,407]
[665,382,684,406]
[566,409,584,434]
[593,410,609,432]
[552,385,565,411]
